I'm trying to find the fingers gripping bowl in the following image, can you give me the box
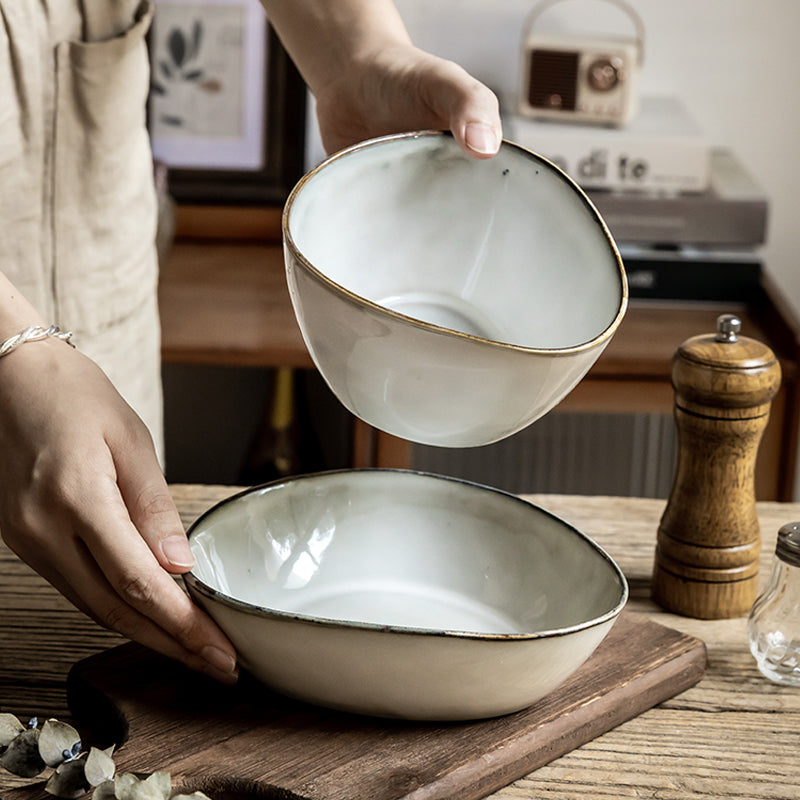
[283,132,627,447]
[185,470,627,721]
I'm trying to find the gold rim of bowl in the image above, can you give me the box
[185,468,629,642]
[282,130,629,356]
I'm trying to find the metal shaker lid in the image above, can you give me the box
[776,522,800,568]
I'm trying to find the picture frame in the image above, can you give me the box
[148,0,306,205]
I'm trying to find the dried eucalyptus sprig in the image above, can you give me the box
[0,713,209,800]
[92,773,210,800]
[0,715,46,778]
[45,743,116,799]
[0,712,25,747]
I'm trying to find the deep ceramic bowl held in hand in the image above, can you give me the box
[283,132,627,447]
[185,469,628,720]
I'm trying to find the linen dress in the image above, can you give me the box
[0,0,163,459]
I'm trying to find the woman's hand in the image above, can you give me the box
[314,42,502,159]
[262,0,502,158]
[0,336,239,684]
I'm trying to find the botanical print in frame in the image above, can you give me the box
[148,0,306,204]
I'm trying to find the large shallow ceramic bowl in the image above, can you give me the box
[283,132,627,447]
[185,470,627,720]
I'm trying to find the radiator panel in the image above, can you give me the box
[411,412,678,499]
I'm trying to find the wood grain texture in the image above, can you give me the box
[173,205,283,242]
[2,488,800,799]
[653,330,782,618]
[158,244,313,368]
[6,613,704,800]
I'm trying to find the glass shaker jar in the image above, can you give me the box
[747,522,800,686]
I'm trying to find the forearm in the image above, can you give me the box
[262,0,499,158]
[259,0,412,97]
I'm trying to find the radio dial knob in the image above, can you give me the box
[587,57,623,91]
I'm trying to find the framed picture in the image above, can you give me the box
[148,0,306,205]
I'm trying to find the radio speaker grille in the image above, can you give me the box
[527,49,580,110]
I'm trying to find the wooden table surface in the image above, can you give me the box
[1,487,799,798]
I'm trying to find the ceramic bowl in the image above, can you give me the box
[185,470,627,720]
[283,132,627,447]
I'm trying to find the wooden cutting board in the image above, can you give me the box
[7,613,705,800]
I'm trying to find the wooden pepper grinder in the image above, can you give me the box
[652,313,782,618]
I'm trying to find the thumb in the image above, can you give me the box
[430,60,502,158]
[461,120,502,159]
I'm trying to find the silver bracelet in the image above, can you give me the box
[0,325,75,358]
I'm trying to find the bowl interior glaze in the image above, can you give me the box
[285,133,625,351]
[188,470,626,638]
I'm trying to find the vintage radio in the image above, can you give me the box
[519,0,644,126]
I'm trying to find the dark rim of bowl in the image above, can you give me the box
[282,130,628,356]
[184,468,629,641]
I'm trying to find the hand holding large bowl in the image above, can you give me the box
[283,132,627,447]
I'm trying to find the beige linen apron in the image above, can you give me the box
[0,0,164,460]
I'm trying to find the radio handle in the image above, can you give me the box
[522,0,646,66]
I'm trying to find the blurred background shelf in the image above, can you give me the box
[158,211,800,501]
